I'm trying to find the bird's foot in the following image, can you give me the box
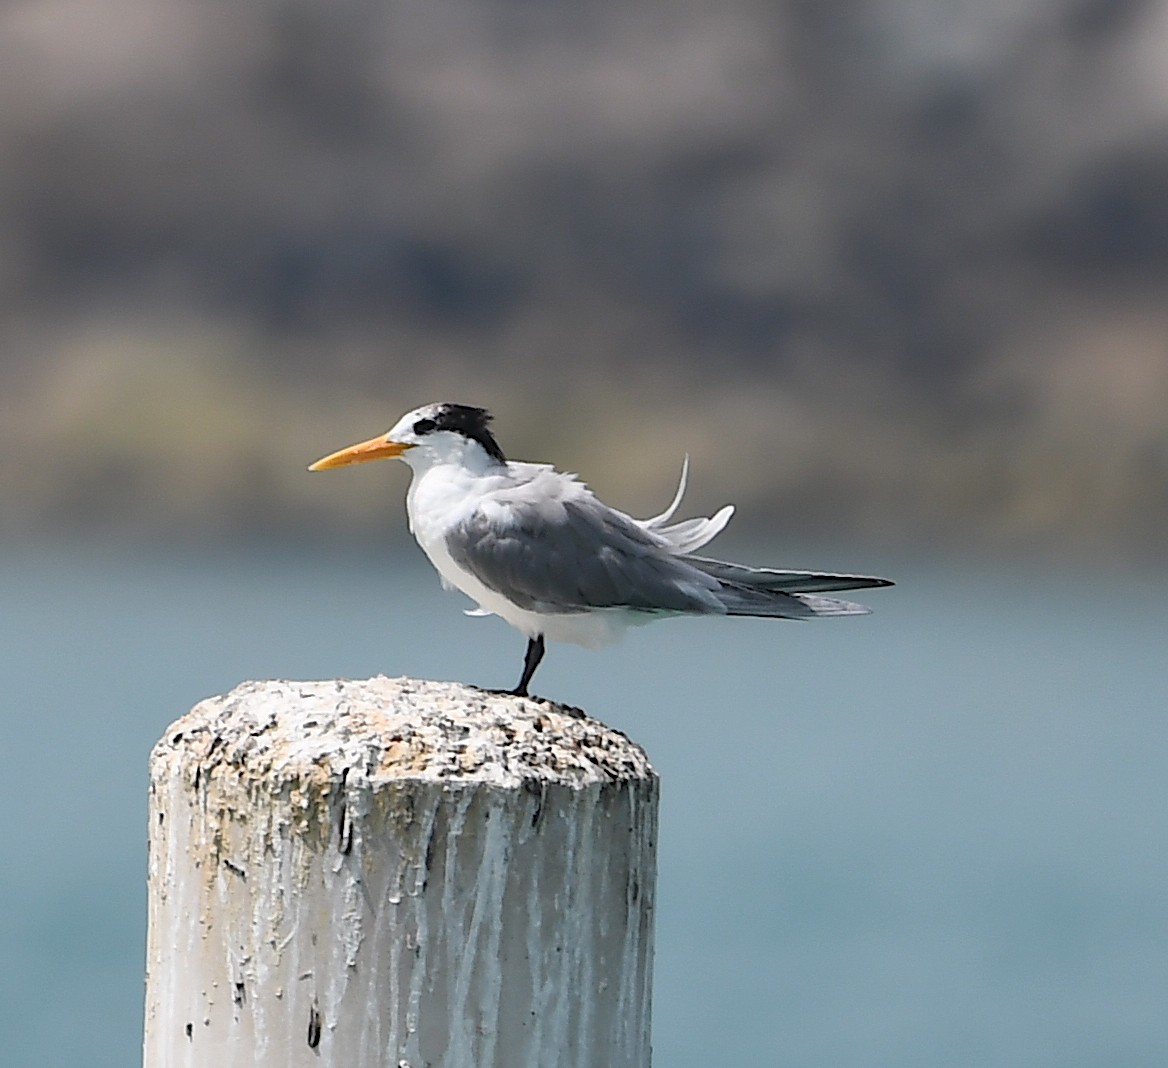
[474,685,585,716]
[478,684,536,699]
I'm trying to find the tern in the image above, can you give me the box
[309,403,892,697]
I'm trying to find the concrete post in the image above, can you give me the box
[143,676,657,1068]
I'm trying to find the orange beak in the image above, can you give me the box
[308,435,413,471]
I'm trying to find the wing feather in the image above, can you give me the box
[641,455,689,529]
[688,556,893,594]
[446,490,725,615]
[442,465,892,621]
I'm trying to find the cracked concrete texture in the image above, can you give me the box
[153,676,655,792]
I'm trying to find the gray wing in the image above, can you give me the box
[688,556,894,594]
[446,494,727,615]
[688,555,892,617]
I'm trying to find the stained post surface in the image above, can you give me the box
[144,676,658,1068]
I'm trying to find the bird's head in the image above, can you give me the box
[308,403,507,473]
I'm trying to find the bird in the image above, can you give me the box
[309,402,892,698]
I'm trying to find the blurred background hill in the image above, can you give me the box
[2,0,1167,559]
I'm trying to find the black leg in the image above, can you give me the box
[510,635,546,697]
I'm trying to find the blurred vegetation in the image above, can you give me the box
[1,0,1166,560]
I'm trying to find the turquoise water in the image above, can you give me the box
[1,546,1165,1066]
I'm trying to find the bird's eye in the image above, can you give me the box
[412,418,437,435]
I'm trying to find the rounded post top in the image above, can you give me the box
[152,676,655,791]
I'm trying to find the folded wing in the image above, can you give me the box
[447,466,893,620]
[447,492,727,615]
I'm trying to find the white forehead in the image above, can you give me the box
[388,403,443,438]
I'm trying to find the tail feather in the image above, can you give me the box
[690,555,893,595]
[715,584,875,619]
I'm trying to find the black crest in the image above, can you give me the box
[425,404,507,463]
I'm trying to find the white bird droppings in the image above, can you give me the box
[144,677,658,1068]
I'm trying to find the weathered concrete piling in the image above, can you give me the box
[143,676,658,1068]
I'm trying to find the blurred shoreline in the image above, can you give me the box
[3,320,1165,564]
[1,0,1166,563]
